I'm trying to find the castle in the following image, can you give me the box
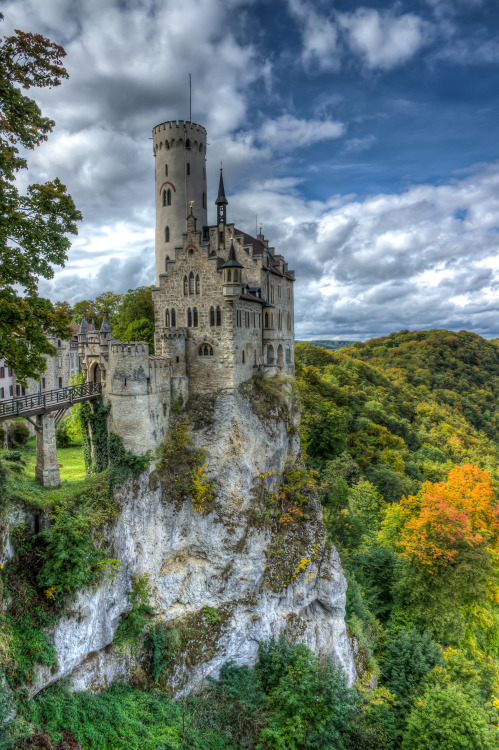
[78,119,296,454]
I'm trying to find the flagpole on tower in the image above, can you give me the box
[189,73,192,121]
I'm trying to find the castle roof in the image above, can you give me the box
[215,169,228,206]
[220,241,243,269]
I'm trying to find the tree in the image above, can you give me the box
[113,286,155,349]
[382,464,498,571]
[402,685,498,750]
[0,17,81,383]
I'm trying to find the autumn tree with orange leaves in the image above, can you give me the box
[381,465,499,572]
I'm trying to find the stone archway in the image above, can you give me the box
[267,345,275,365]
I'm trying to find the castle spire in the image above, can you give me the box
[215,165,228,225]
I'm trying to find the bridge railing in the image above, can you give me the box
[0,382,102,420]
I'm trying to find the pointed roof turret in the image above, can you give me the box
[79,317,89,335]
[100,314,112,334]
[215,166,228,206]
[220,240,243,269]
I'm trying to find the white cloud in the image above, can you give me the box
[287,0,340,71]
[339,8,431,70]
[259,115,345,151]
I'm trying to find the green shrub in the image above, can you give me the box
[145,622,180,683]
[114,575,153,651]
[55,419,72,448]
[257,634,354,749]
[7,421,30,448]
[21,682,235,750]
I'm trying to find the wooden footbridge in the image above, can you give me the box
[0,382,101,423]
[0,382,102,488]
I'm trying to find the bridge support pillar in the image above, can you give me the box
[35,414,61,488]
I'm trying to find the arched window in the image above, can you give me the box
[196,275,200,294]
[189,272,194,294]
[198,344,213,356]
[167,189,171,205]
[165,226,170,242]
[233,270,238,282]
[186,163,190,175]
[242,350,245,364]
[165,309,170,327]
[202,192,206,208]
[165,164,168,175]
[183,276,188,296]
[193,307,198,327]
[216,306,221,326]
[227,270,231,282]
[171,308,176,327]
[278,311,282,330]
[187,308,192,327]
[265,312,269,328]
[210,307,215,326]
[165,141,169,150]
[199,143,203,152]
[286,345,291,363]
[163,190,167,206]
[186,138,191,149]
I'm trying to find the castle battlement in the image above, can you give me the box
[153,120,207,136]
[110,342,149,356]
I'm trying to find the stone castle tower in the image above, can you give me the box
[153,121,208,283]
[152,119,295,394]
[78,118,295,452]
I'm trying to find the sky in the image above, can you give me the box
[4,0,499,340]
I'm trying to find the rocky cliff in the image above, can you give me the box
[21,382,356,695]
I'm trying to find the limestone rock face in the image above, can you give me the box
[34,387,356,695]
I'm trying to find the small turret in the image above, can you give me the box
[215,166,228,225]
[220,240,243,301]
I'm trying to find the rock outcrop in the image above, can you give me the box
[30,385,356,694]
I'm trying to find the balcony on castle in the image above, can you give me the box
[222,282,242,298]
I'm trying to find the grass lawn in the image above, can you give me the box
[2,437,89,510]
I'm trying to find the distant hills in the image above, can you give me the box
[298,340,357,351]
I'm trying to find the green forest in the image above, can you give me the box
[2,327,499,748]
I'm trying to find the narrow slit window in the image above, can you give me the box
[171,308,176,327]
[196,275,200,294]
[193,307,198,327]
[189,272,195,294]
[210,307,215,326]
[184,276,188,295]
[187,308,192,327]
[165,226,170,242]
[165,309,170,327]
[216,306,221,326]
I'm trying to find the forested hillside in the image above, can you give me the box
[4,329,499,749]
[296,329,499,748]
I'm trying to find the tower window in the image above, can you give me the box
[165,164,168,176]
[216,305,221,326]
[193,307,198,327]
[202,192,206,208]
[227,270,231,282]
[165,309,170,327]
[189,271,194,294]
[265,312,269,328]
[233,270,238,282]
[187,308,192,327]
[196,274,200,294]
[183,276,188,296]
[171,308,176,327]
[186,139,191,149]
[220,231,223,243]
[186,163,190,175]
[242,350,245,364]
[210,306,215,326]
[165,226,170,242]
[167,189,171,205]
